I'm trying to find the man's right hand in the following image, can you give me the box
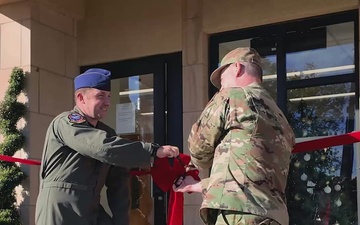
[156,145,179,158]
[173,175,202,193]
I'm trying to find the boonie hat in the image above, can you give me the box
[210,47,262,89]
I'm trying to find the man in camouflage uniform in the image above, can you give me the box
[174,48,295,225]
[35,68,179,225]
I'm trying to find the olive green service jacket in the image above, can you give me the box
[35,106,154,225]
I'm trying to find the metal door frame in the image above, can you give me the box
[81,52,183,225]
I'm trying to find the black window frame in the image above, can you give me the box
[209,9,359,225]
[209,10,359,113]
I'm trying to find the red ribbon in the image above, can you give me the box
[0,153,198,225]
[292,131,360,153]
[1,130,360,225]
[0,154,41,165]
[130,154,200,225]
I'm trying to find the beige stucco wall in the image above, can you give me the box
[77,0,182,66]
[36,0,85,19]
[202,0,358,34]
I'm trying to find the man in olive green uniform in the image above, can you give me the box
[35,68,179,225]
[174,48,295,225]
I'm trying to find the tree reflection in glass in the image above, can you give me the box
[286,75,357,224]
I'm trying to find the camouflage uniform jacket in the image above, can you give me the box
[188,83,295,225]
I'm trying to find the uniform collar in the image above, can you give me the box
[73,106,85,116]
[73,106,101,128]
[220,82,262,91]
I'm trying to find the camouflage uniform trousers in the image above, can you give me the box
[206,209,281,225]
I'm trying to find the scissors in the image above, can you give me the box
[173,156,196,188]
[176,155,196,169]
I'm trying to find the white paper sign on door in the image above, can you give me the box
[116,103,136,134]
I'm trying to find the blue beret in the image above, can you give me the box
[74,68,111,91]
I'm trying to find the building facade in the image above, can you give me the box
[0,0,358,225]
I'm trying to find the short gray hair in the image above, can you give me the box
[244,62,263,79]
[74,88,91,103]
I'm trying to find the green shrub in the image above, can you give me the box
[0,68,27,225]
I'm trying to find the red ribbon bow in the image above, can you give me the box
[149,154,200,225]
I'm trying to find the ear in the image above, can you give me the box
[76,92,85,104]
[233,62,244,77]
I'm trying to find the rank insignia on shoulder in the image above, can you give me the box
[68,113,86,124]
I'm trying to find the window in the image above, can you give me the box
[210,11,358,225]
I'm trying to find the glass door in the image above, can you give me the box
[284,21,357,225]
[209,10,359,225]
[80,52,182,225]
[113,73,156,225]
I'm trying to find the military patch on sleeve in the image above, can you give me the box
[68,113,86,124]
